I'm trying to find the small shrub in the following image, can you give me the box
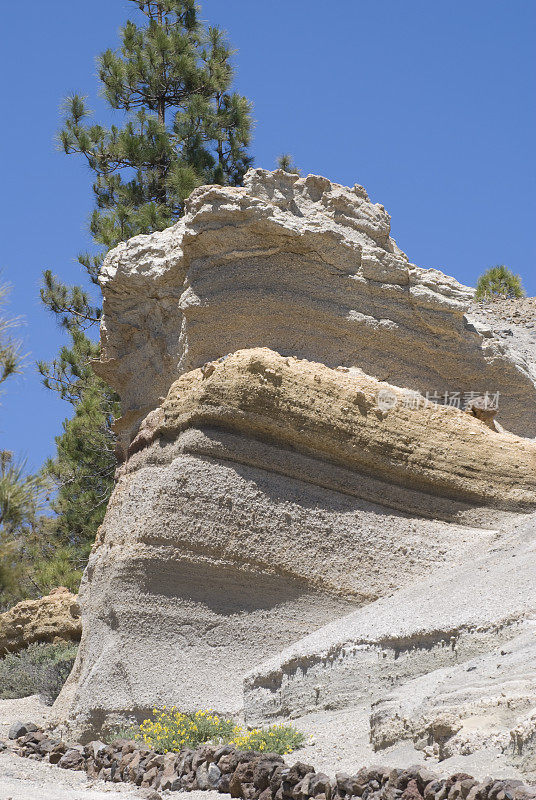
[103,725,138,744]
[139,708,236,753]
[0,641,77,703]
[136,707,306,755]
[475,265,525,301]
[277,154,301,175]
[232,723,307,755]
[40,654,77,704]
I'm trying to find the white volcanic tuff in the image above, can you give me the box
[51,428,497,740]
[95,168,536,456]
[243,512,536,767]
[52,347,535,740]
[58,168,536,774]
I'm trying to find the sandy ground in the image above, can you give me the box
[290,706,524,780]
[0,696,228,800]
[0,750,150,800]
[0,749,227,800]
[0,696,51,742]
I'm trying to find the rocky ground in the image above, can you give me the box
[0,751,150,800]
[0,697,224,799]
[468,297,536,392]
[0,697,132,799]
[471,297,536,329]
[0,752,225,800]
[1,695,533,800]
[5,716,536,800]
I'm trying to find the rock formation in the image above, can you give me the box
[0,588,81,655]
[93,168,536,456]
[244,512,536,768]
[53,170,536,778]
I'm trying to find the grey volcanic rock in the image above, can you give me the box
[53,169,536,778]
[94,168,536,456]
[244,512,536,773]
[53,423,500,739]
[9,722,28,740]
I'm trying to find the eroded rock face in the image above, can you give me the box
[94,168,536,457]
[54,349,536,740]
[244,512,536,773]
[155,348,536,511]
[0,588,81,655]
[54,170,536,777]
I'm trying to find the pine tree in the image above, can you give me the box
[277,154,301,175]
[0,281,22,386]
[38,328,120,555]
[475,265,525,302]
[53,0,253,287]
[40,0,253,578]
[0,284,43,608]
[0,451,43,609]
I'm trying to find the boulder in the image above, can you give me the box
[8,722,27,740]
[0,587,81,656]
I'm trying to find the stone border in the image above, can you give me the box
[6,728,536,800]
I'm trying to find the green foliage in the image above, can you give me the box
[39,1,253,586]
[0,641,78,703]
[139,708,237,752]
[0,282,50,609]
[24,522,86,597]
[0,451,48,610]
[38,327,120,571]
[277,154,301,175]
[0,452,42,534]
[0,281,23,386]
[0,537,29,611]
[58,0,253,254]
[40,269,100,330]
[136,707,306,755]
[475,265,525,301]
[232,724,307,755]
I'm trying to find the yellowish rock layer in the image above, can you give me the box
[151,348,536,510]
[0,587,81,656]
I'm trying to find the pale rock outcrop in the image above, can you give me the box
[0,588,81,655]
[54,349,535,741]
[53,170,536,779]
[94,168,536,456]
[155,348,536,511]
[244,512,536,771]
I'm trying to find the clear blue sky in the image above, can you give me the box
[1,0,535,473]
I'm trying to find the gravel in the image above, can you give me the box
[0,750,227,800]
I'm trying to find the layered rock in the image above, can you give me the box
[154,348,536,511]
[54,169,536,778]
[244,512,536,772]
[94,169,536,456]
[0,588,81,656]
[55,347,536,740]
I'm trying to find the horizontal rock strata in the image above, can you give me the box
[244,512,536,772]
[54,168,536,775]
[53,348,535,739]
[94,169,536,456]
[53,423,493,737]
[153,348,536,511]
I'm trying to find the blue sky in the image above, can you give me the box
[1,0,535,473]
